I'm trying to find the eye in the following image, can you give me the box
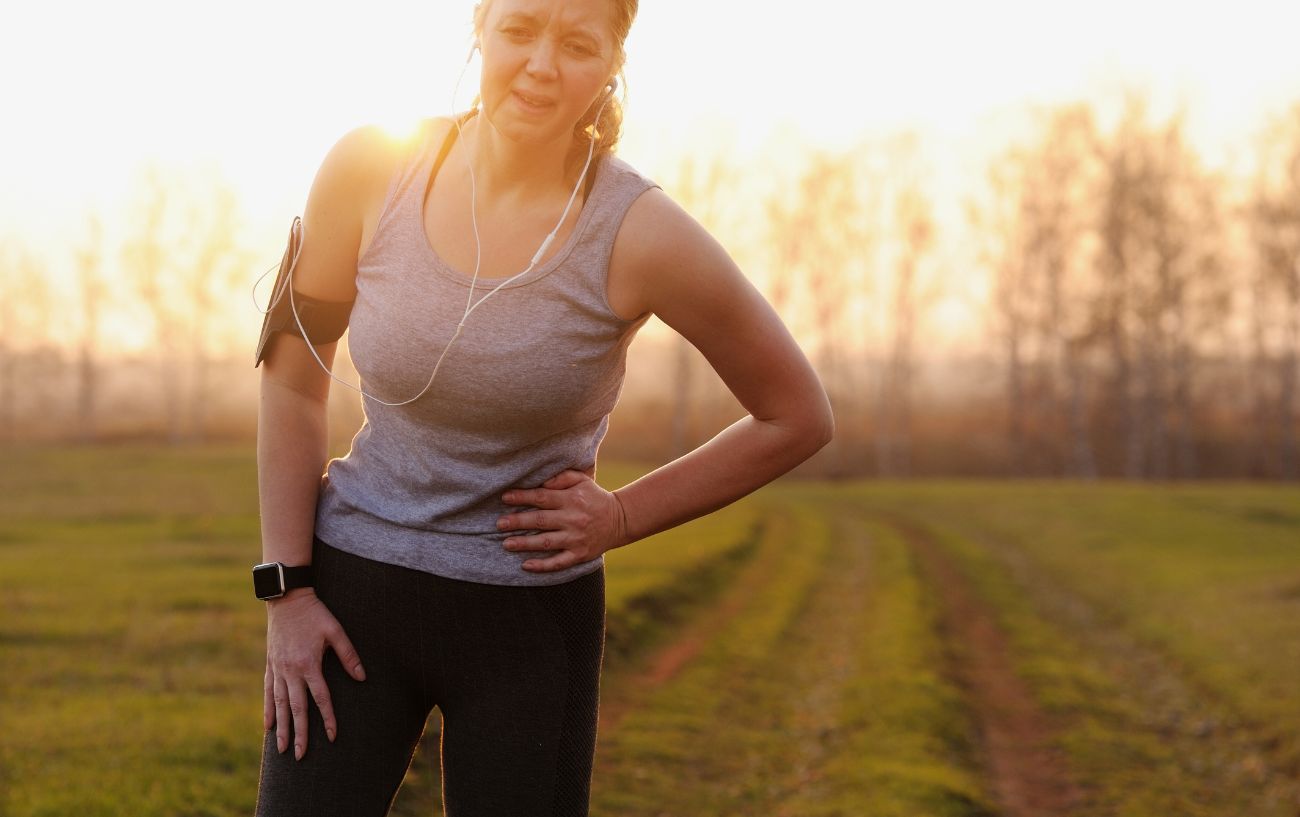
[564,40,598,57]
[501,25,533,41]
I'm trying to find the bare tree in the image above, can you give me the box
[184,175,249,441]
[1093,99,1149,477]
[1092,101,1231,479]
[876,167,936,478]
[0,245,16,442]
[1246,103,1300,479]
[122,164,185,442]
[1032,107,1102,479]
[74,214,107,442]
[976,106,1100,477]
[0,247,59,442]
[972,155,1032,475]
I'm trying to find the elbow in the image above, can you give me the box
[810,401,835,454]
[789,397,835,462]
[804,371,836,454]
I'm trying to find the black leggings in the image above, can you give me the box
[254,537,606,817]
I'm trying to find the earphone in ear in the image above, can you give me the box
[607,77,618,94]
[466,40,480,64]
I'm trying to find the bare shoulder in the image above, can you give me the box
[334,118,450,195]
[608,185,748,322]
[324,119,443,226]
[614,185,713,265]
[294,120,443,299]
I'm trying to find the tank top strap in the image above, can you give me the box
[569,154,658,265]
[365,118,461,261]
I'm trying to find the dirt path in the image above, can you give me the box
[770,511,875,813]
[885,513,1084,817]
[596,510,795,735]
[965,518,1300,814]
[592,504,881,813]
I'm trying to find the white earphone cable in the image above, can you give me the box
[254,46,613,407]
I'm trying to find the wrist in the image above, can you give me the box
[267,586,317,607]
[252,560,315,601]
[610,489,633,549]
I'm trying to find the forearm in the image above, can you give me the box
[613,413,831,545]
[257,379,330,568]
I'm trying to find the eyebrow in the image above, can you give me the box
[499,11,604,45]
[499,11,543,26]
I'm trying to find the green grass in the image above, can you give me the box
[3,447,1299,816]
[842,481,1300,816]
[0,445,760,817]
[591,498,993,817]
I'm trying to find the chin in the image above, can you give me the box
[489,113,571,150]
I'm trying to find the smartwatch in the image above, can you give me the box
[252,562,314,600]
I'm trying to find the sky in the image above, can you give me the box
[3,0,1299,338]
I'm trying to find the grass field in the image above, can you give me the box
[1,445,1297,816]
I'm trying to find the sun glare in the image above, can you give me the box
[2,0,1300,361]
[377,115,427,144]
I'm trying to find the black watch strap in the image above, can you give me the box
[252,561,314,600]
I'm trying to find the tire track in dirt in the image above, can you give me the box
[596,499,1000,815]
[882,512,1084,817]
[769,508,875,814]
[962,520,1300,814]
[592,503,873,813]
[596,509,796,735]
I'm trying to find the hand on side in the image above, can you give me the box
[264,590,366,760]
[497,469,630,573]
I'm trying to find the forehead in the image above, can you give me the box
[485,0,614,37]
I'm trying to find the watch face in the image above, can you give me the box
[252,564,284,599]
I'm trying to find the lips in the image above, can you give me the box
[512,89,556,112]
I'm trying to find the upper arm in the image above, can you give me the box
[292,124,402,301]
[260,124,413,401]
[609,188,834,437]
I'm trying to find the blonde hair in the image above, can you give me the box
[472,0,638,173]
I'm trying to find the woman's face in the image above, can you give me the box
[477,0,617,149]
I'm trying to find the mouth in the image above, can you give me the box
[511,89,556,113]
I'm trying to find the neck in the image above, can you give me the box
[462,114,579,202]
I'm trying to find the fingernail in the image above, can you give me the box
[502,492,515,502]
[295,744,303,760]
[356,664,367,681]
[327,728,336,742]
[277,737,286,753]
[497,519,508,530]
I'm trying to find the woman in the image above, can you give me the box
[252,0,833,813]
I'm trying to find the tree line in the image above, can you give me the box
[1,96,1298,479]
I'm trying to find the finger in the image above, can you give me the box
[501,487,566,510]
[523,550,584,572]
[543,469,589,490]
[327,626,367,683]
[274,675,291,755]
[305,672,338,743]
[503,531,568,552]
[498,508,563,532]
[287,678,310,760]
[264,666,275,732]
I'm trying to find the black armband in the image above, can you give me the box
[254,217,356,368]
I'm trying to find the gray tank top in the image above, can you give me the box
[315,118,657,586]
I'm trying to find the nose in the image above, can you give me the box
[524,37,559,81]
